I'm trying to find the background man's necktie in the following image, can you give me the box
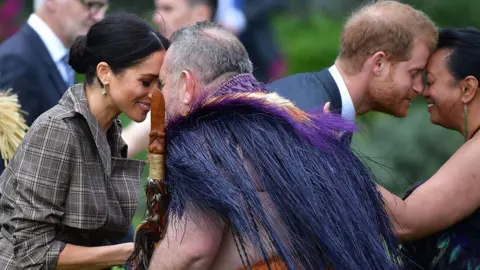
[61,54,75,87]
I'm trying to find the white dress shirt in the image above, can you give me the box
[27,14,71,84]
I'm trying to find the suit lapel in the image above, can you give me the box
[22,25,68,96]
[315,68,342,113]
[316,69,353,145]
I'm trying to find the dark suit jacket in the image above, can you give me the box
[0,24,69,173]
[266,68,343,114]
[267,68,353,144]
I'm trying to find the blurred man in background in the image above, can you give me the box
[153,0,218,38]
[0,0,108,173]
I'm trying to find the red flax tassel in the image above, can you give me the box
[129,90,170,270]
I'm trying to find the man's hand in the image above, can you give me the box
[323,102,331,113]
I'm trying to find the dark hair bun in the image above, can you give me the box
[72,13,170,85]
[69,36,89,74]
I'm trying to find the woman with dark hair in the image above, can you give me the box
[378,27,480,269]
[0,13,169,269]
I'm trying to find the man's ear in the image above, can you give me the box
[370,51,388,76]
[96,62,113,86]
[323,102,331,113]
[181,70,196,105]
[461,75,479,104]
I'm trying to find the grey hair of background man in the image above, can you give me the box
[34,0,44,10]
[165,21,253,86]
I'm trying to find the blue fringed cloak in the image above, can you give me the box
[137,74,403,270]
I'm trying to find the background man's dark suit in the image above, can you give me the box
[266,68,343,113]
[0,24,69,173]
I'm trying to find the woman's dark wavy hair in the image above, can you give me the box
[437,27,480,82]
[69,12,170,85]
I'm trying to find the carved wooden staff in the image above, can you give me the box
[146,87,169,241]
[132,89,170,269]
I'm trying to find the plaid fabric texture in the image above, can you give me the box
[0,84,146,269]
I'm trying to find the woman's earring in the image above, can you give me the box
[464,103,468,141]
[101,84,107,95]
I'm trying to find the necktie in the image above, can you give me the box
[61,54,75,86]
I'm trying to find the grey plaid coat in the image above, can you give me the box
[0,84,146,269]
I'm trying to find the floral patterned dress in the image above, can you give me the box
[402,181,480,270]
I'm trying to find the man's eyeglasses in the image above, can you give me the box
[79,0,109,14]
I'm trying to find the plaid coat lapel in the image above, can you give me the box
[61,84,113,177]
